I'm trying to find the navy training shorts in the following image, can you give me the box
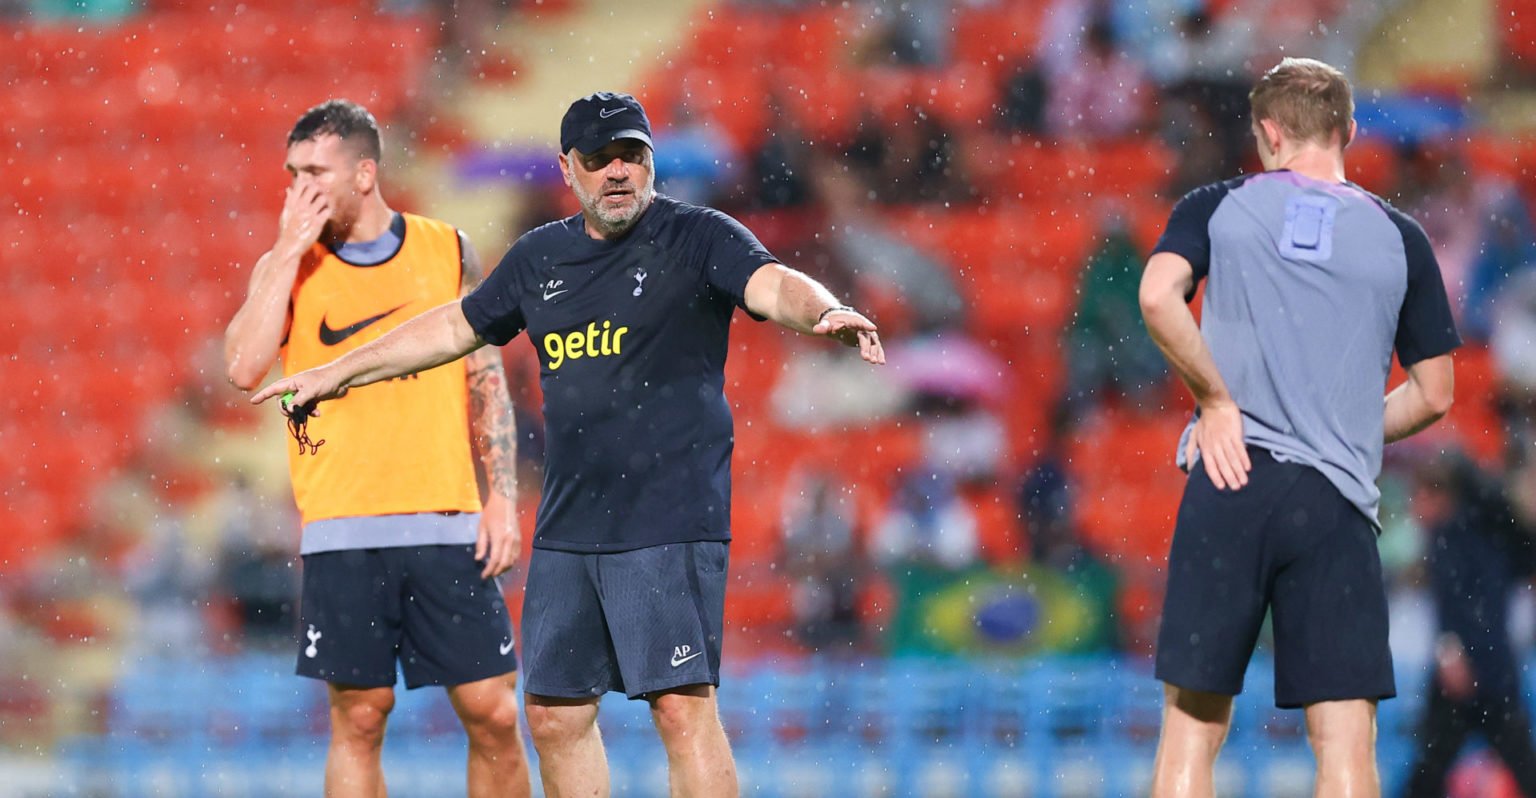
[521,541,728,700]
[1155,447,1395,709]
[296,545,518,689]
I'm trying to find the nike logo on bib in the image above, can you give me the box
[319,304,407,346]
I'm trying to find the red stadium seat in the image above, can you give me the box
[920,64,1002,132]
[1086,141,1176,199]
[1463,134,1520,181]
[681,6,774,72]
[950,2,1044,71]
[1436,345,1506,467]
[773,6,854,72]
[1,5,437,575]
[1346,136,1398,196]
[669,65,774,152]
[775,67,865,144]
[1501,0,1536,66]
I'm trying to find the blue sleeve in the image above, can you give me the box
[1386,210,1462,367]
[460,237,528,346]
[695,207,777,316]
[1152,180,1234,284]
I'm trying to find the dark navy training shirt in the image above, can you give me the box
[1154,171,1462,526]
[461,195,777,552]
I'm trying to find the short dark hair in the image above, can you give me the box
[287,99,382,163]
[1249,58,1354,148]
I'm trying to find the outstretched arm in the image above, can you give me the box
[460,233,521,578]
[743,263,885,364]
[1384,354,1454,443]
[249,300,485,409]
[1139,251,1250,489]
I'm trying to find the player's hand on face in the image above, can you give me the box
[1186,400,1251,490]
[813,310,886,365]
[476,492,521,579]
[276,179,332,255]
[248,365,348,413]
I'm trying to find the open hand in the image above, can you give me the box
[1186,400,1251,490]
[276,180,332,256]
[814,309,885,365]
[476,492,522,579]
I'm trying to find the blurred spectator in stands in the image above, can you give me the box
[812,158,964,331]
[1397,141,1483,321]
[874,470,978,572]
[1462,184,1536,344]
[748,94,814,211]
[873,469,979,654]
[1403,451,1536,798]
[1017,419,1122,653]
[1392,138,1536,345]
[848,0,951,67]
[1391,139,1536,345]
[120,512,216,655]
[780,467,866,653]
[997,58,1049,136]
[1044,13,1149,141]
[1061,212,1167,421]
[845,107,968,205]
[216,475,299,648]
[1492,270,1536,463]
[915,390,1007,486]
[887,333,1008,483]
[1153,6,1258,189]
[655,99,743,208]
[413,0,516,81]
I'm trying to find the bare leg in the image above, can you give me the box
[525,693,608,798]
[648,685,738,798]
[447,672,532,798]
[325,683,395,798]
[1305,699,1379,798]
[1151,684,1234,798]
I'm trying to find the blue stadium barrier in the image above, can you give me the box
[48,652,1521,797]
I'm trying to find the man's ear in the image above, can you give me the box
[558,152,573,188]
[355,158,378,195]
[1343,118,1357,149]
[1258,118,1284,155]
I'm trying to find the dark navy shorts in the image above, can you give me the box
[296,545,518,690]
[1155,448,1395,709]
[521,541,727,700]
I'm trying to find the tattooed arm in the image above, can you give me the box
[460,231,521,579]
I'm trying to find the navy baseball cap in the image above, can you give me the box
[560,91,654,155]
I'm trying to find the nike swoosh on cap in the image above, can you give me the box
[318,304,408,346]
[599,107,625,119]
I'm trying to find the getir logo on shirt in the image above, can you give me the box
[542,320,630,371]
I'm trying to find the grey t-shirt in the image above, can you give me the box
[1154,170,1462,526]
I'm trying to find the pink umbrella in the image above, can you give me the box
[886,335,1007,403]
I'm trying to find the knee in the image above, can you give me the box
[649,691,712,743]
[1306,701,1377,764]
[459,691,523,742]
[525,701,596,749]
[331,691,395,746]
[1164,686,1234,751]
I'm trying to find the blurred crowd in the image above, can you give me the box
[3,2,1536,779]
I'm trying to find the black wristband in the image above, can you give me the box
[818,305,856,324]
